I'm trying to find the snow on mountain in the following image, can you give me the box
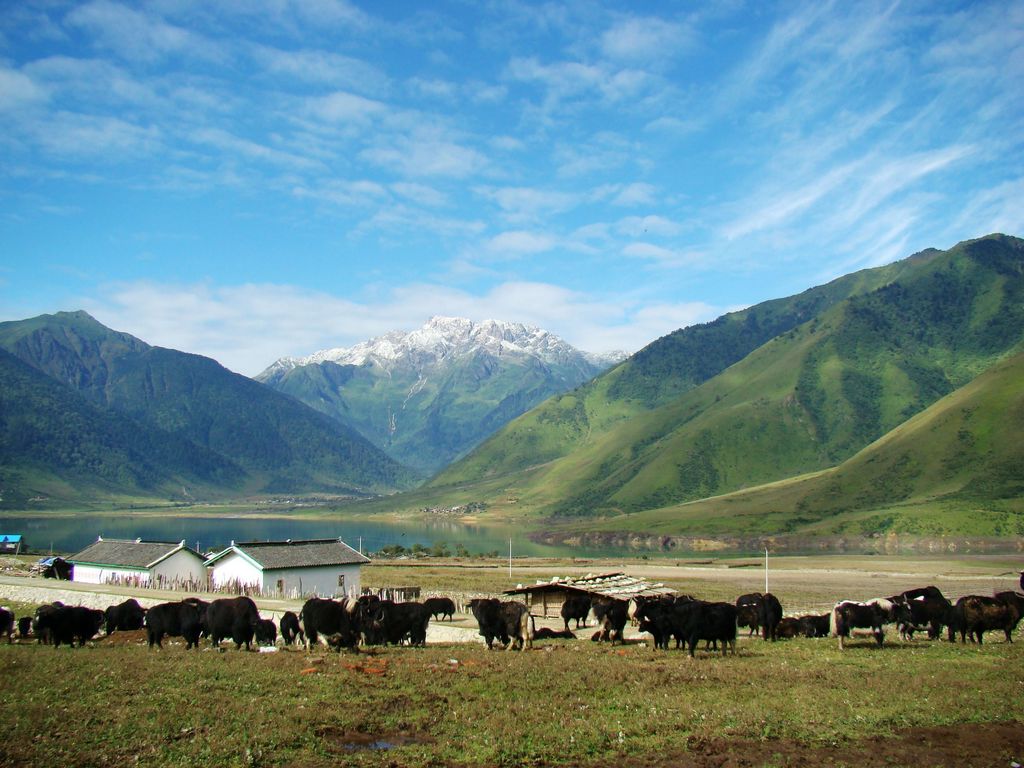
[258,317,625,380]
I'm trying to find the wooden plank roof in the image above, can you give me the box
[505,571,676,600]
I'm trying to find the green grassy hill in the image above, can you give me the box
[581,348,1024,537]
[0,312,419,500]
[431,234,1024,532]
[433,245,946,488]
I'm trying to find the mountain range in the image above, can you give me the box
[256,316,624,472]
[0,311,415,506]
[1,234,1021,539]
[428,234,1024,537]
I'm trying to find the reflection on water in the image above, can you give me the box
[0,513,620,558]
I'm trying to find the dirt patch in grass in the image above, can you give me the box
[315,724,433,755]
[96,628,149,647]
[633,721,1024,768]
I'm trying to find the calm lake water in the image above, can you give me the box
[0,513,624,559]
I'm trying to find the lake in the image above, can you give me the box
[0,513,626,559]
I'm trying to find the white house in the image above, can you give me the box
[68,537,208,588]
[204,538,370,598]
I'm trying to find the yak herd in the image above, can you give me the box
[0,584,1022,655]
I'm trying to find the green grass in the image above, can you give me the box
[0,629,1021,766]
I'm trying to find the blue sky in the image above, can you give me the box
[1,1,1021,375]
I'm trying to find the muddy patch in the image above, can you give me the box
[315,725,432,754]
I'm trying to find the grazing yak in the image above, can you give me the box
[632,595,687,650]
[32,602,64,645]
[674,600,737,658]
[797,614,831,638]
[734,593,783,641]
[759,593,784,641]
[204,597,261,651]
[0,607,14,644]
[592,597,630,645]
[735,593,764,637]
[888,586,952,640]
[254,618,277,646]
[830,598,905,649]
[361,599,432,646]
[37,606,105,648]
[17,616,32,640]
[279,611,304,646]
[145,600,207,649]
[424,597,456,622]
[774,617,803,639]
[560,595,592,630]
[950,594,1022,644]
[469,598,533,650]
[300,597,360,652]
[634,597,735,656]
[104,598,146,635]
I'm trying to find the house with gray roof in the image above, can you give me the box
[68,537,208,588]
[204,538,370,598]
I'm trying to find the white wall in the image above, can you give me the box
[151,550,208,586]
[264,563,363,598]
[209,551,262,590]
[72,564,149,585]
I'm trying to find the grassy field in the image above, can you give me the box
[0,625,1021,767]
[1,556,1022,766]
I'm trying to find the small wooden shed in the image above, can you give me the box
[504,572,676,618]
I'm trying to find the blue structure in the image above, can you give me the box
[0,534,24,554]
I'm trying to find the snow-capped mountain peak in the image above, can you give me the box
[258,317,623,379]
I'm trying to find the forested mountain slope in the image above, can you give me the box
[432,235,1024,525]
[0,312,417,499]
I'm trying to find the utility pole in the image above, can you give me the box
[508,538,513,579]
[764,547,769,593]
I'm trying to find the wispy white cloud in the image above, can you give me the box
[251,46,390,95]
[475,185,580,223]
[600,16,695,63]
[360,133,488,178]
[191,127,322,171]
[66,1,223,65]
[622,242,704,269]
[483,230,559,257]
[608,182,658,207]
[307,90,390,124]
[0,65,49,111]
[35,111,161,159]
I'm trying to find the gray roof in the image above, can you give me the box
[69,538,200,569]
[209,538,370,570]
